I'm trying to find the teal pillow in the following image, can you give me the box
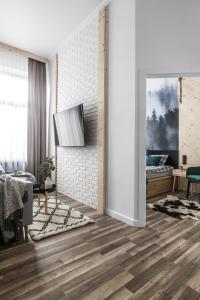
[150,156,162,166]
[146,156,152,166]
[146,155,161,166]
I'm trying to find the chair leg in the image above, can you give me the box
[187,181,190,199]
[24,225,28,242]
[38,194,40,207]
[45,192,48,214]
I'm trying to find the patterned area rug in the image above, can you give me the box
[148,195,200,221]
[28,197,94,241]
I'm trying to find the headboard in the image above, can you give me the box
[146,150,179,169]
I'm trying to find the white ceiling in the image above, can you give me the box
[0,0,102,59]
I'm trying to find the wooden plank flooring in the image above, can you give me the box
[0,193,200,299]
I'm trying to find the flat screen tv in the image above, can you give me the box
[53,104,85,147]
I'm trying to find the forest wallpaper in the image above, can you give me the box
[146,78,179,150]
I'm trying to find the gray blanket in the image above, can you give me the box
[0,175,26,243]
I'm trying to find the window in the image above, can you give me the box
[0,49,28,171]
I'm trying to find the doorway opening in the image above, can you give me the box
[145,75,200,221]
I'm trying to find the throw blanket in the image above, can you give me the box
[0,175,26,243]
[146,165,173,174]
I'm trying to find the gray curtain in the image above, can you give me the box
[27,58,46,182]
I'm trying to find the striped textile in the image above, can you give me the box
[146,165,173,174]
[28,197,94,241]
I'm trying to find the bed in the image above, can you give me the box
[146,150,179,198]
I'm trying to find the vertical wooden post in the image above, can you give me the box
[97,8,108,215]
[55,54,58,204]
[178,77,183,103]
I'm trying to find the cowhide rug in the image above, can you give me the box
[148,195,200,221]
[28,197,94,241]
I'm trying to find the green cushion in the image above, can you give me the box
[151,156,161,166]
[187,175,200,182]
[146,156,152,166]
[146,156,161,166]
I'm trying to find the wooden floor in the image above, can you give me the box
[0,193,200,300]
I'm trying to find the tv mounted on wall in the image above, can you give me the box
[53,104,85,147]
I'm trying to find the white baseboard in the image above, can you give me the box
[106,208,145,227]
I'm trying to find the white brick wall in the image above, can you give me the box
[57,13,99,209]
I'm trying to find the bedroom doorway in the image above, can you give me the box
[145,75,200,220]
[146,77,179,200]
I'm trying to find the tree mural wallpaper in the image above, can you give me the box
[146,78,179,150]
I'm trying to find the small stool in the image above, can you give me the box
[33,184,57,214]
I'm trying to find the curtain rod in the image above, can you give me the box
[0,42,48,64]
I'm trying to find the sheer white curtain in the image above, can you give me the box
[0,48,28,171]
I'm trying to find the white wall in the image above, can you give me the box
[56,12,99,209]
[136,0,200,224]
[107,0,136,225]
[48,0,137,224]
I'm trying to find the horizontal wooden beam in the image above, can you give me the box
[0,42,48,64]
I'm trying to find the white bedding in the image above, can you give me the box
[146,165,173,180]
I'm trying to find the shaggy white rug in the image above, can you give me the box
[28,197,94,241]
[148,195,200,221]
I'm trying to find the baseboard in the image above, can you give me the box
[106,208,145,227]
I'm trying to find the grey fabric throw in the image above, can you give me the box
[0,175,26,243]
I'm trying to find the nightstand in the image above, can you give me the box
[172,169,186,192]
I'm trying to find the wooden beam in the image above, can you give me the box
[178,77,183,103]
[97,7,108,215]
[0,42,48,64]
[55,54,58,197]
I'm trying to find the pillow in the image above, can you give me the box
[146,156,152,166]
[159,154,168,166]
[150,155,162,166]
[0,165,5,175]
[146,155,161,166]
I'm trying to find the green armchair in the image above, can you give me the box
[186,167,200,199]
